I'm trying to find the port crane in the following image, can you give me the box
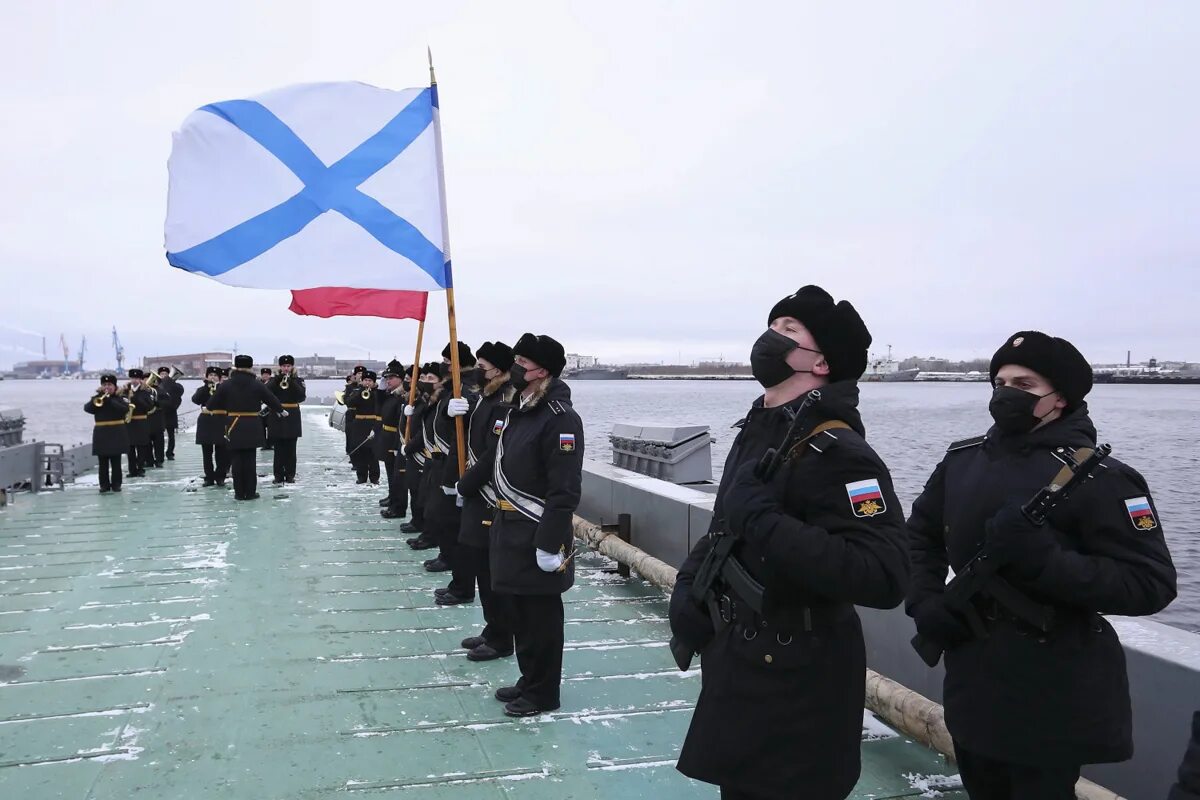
[111,327,126,373]
[59,334,70,376]
[78,336,87,375]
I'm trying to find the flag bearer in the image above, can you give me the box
[267,355,306,484]
[208,354,284,501]
[377,360,408,518]
[906,331,1177,800]
[420,342,478,582]
[193,367,226,486]
[403,364,442,545]
[345,370,381,484]
[488,333,584,717]
[85,374,130,494]
[123,369,154,477]
[452,341,517,662]
[668,287,909,800]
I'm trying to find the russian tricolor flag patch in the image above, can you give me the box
[559,433,576,452]
[846,478,886,518]
[1124,496,1157,531]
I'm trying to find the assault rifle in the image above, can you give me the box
[668,390,822,671]
[910,443,1112,667]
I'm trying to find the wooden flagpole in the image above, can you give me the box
[429,47,469,476]
[404,317,424,442]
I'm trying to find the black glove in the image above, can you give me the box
[913,597,973,647]
[984,503,1055,576]
[669,586,715,653]
[723,461,779,545]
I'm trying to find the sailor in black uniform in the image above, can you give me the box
[193,366,225,486]
[123,369,154,477]
[377,360,408,518]
[258,368,274,451]
[907,331,1177,800]
[403,364,442,544]
[156,366,184,460]
[452,341,517,661]
[146,372,166,468]
[485,333,584,717]
[85,374,130,494]
[669,287,909,800]
[207,354,285,501]
[420,342,478,580]
[345,370,381,484]
[267,355,306,484]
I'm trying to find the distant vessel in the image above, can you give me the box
[861,347,919,382]
[566,367,629,380]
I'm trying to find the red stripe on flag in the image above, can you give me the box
[288,288,428,321]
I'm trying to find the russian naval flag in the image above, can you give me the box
[164,82,450,292]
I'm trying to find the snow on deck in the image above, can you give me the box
[0,409,964,798]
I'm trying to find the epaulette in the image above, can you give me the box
[807,429,840,454]
[946,435,986,453]
[547,400,568,416]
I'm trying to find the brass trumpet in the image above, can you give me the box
[92,390,106,408]
[361,388,372,400]
[280,373,290,390]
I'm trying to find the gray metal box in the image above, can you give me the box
[609,423,713,484]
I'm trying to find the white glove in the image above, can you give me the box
[403,405,415,417]
[279,409,289,417]
[535,548,566,573]
[441,483,458,496]
[447,398,470,417]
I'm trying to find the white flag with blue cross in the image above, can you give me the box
[164,81,450,292]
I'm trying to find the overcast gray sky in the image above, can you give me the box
[2,1,1198,371]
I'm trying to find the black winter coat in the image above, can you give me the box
[458,375,515,547]
[148,387,166,435]
[422,376,481,527]
[906,406,1177,767]
[344,386,379,454]
[192,384,225,446]
[488,378,584,595]
[85,394,130,456]
[1171,711,1200,800]
[125,386,154,446]
[266,375,306,439]
[206,371,283,450]
[158,377,184,430]
[670,381,908,800]
[374,388,405,459]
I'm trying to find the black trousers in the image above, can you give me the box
[150,431,165,466]
[408,462,425,526]
[127,444,149,475]
[351,451,379,483]
[229,448,258,499]
[954,742,1081,800]
[382,451,396,499]
[389,456,408,515]
[166,427,176,458]
[98,455,122,490]
[462,544,513,648]
[273,438,298,481]
[215,444,230,483]
[511,593,565,709]
[201,443,217,481]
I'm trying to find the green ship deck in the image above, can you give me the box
[0,409,963,798]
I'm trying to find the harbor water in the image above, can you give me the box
[3,378,1197,634]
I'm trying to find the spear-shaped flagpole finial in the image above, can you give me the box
[427,45,436,86]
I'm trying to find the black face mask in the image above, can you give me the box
[509,363,529,393]
[988,386,1057,435]
[467,366,487,387]
[750,329,821,389]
